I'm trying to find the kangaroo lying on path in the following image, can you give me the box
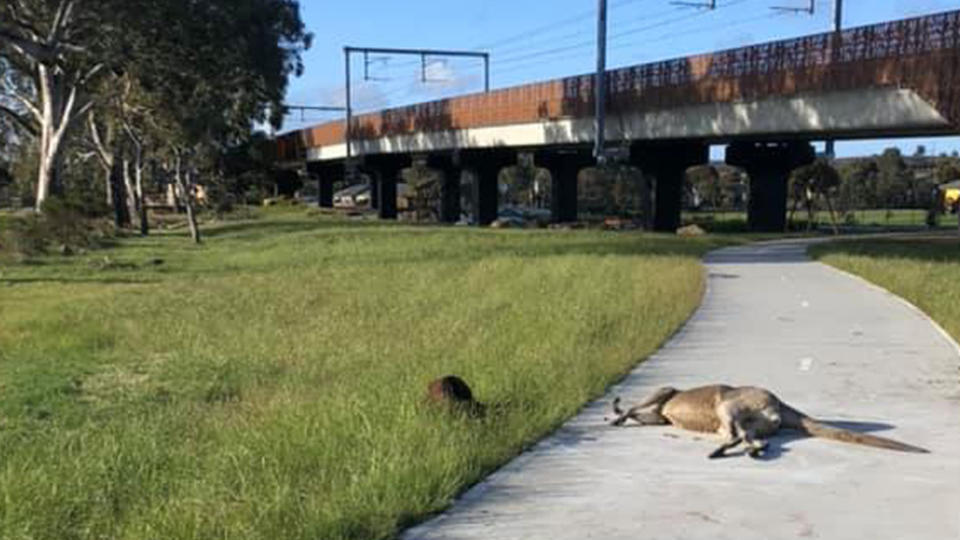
[609,384,929,458]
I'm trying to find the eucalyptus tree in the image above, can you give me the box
[124,0,311,243]
[86,75,154,233]
[0,0,126,210]
[1,0,310,228]
[789,159,842,233]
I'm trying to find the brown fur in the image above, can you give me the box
[611,384,929,458]
[425,375,485,417]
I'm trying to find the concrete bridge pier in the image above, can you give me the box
[536,149,593,223]
[362,154,409,220]
[426,154,462,223]
[726,141,815,232]
[632,142,708,232]
[460,150,515,226]
[307,160,344,208]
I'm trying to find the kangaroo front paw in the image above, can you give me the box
[748,441,769,459]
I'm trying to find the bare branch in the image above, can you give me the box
[53,82,78,143]
[1,13,43,42]
[9,88,41,122]
[87,112,113,169]
[0,28,54,63]
[0,104,38,136]
[48,0,77,44]
[78,63,104,86]
[67,98,94,132]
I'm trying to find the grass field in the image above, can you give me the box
[811,236,960,344]
[684,208,959,231]
[0,210,738,540]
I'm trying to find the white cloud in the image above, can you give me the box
[407,60,482,95]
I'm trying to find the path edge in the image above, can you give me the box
[811,248,960,361]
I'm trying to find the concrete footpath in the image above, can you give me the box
[405,239,960,540]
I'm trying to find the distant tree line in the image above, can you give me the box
[682,147,960,215]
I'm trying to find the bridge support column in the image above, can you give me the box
[536,149,593,223]
[726,141,815,232]
[308,161,343,208]
[632,142,708,233]
[460,150,515,226]
[363,154,409,220]
[427,154,462,223]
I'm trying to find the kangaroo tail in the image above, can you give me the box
[782,405,929,453]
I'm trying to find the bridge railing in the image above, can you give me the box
[278,9,960,161]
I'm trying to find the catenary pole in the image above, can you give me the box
[594,0,608,163]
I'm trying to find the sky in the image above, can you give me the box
[281,0,960,159]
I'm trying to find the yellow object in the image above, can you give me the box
[945,188,960,207]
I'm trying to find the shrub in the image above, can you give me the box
[0,197,115,260]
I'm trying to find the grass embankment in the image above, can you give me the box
[0,211,736,540]
[811,236,960,344]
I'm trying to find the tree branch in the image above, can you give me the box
[0,28,54,63]
[77,63,104,86]
[69,98,94,127]
[87,111,113,168]
[48,0,77,44]
[1,13,43,43]
[9,87,41,122]
[0,104,38,136]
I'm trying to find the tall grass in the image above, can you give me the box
[811,237,960,343]
[0,212,732,539]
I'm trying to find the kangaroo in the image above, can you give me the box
[609,384,929,458]
[425,375,486,418]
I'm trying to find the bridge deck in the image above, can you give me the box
[279,9,960,162]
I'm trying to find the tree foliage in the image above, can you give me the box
[0,0,311,240]
[789,158,841,232]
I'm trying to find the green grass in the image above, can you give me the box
[811,235,960,344]
[684,208,957,231]
[0,210,739,540]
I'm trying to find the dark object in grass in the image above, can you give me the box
[425,375,485,418]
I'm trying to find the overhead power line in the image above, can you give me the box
[487,3,687,59]
[472,0,651,52]
[490,7,783,78]
[493,0,747,68]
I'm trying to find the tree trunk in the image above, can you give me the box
[104,167,113,206]
[787,196,801,231]
[110,154,130,228]
[122,157,138,224]
[134,152,149,236]
[175,152,201,244]
[804,190,815,232]
[823,191,840,236]
[34,65,89,211]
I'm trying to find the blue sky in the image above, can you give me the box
[282,0,960,158]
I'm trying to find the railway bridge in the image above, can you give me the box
[278,9,960,231]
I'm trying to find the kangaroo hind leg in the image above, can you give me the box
[744,406,781,458]
[610,406,669,426]
[708,404,745,459]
